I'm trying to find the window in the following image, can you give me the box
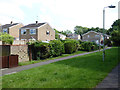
[30,29,36,35]
[95,35,99,38]
[3,29,8,33]
[21,30,26,35]
[46,31,50,35]
[88,35,89,38]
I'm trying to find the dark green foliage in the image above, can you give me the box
[50,40,64,57]
[34,42,50,59]
[110,30,120,46]
[80,41,99,51]
[104,39,112,47]
[64,39,79,54]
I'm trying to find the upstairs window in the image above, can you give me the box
[46,31,50,35]
[3,29,8,33]
[30,29,36,35]
[21,29,26,35]
[88,35,90,38]
[95,35,99,38]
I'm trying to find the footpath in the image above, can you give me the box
[1,48,111,76]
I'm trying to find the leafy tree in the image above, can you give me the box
[74,26,88,39]
[0,33,14,45]
[107,19,120,35]
[54,29,60,40]
[110,30,120,46]
[63,30,72,36]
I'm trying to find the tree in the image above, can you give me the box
[54,29,60,40]
[110,30,120,46]
[63,30,72,36]
[107,19,120,35]
[74,26,88,39]
[0,33,14,45]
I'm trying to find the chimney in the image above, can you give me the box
[36,21,38,24]
[10,21,13,24]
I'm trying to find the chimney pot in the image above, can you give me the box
[10,21,13,24]
[36,21,38,24]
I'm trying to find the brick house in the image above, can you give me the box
[19,21,55,41]
[67,34,81,40]
[82,31,110,45]
[0,21,23,40]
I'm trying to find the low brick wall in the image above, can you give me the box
[10,45,29,62]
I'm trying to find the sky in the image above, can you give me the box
[0,0,119,32]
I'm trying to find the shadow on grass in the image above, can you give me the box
[53,48,119,73]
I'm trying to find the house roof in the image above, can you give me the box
[1,23,19,28]
[21,23,46,29]
[82,31,110,37]
[58,33,66,36]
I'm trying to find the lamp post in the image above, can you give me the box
[103,5,116,62]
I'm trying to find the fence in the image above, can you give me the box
[0,45,30,62]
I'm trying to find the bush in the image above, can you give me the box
[50,40,64,57]
[64,39,79,54]
[0,33,14,45]
[105,39,112,47]
[33,42,50,59]
[80,41,99,51]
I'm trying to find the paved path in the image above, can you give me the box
[1,47,111,76]
[95,63,120,89]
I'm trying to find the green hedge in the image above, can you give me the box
[64,39,79,54]
[80,41,99,51]
[34,42,50,59]
[50,40,64,57]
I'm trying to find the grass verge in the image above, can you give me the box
[2,47,119,88]
[19,51,86,66]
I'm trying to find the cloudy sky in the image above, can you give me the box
[0,0,119,32]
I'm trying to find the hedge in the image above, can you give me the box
[34,42,51,59]
[64,39,79,54]
[49,40,64,57]
[80,41,99,51]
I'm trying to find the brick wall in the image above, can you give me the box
[10,45,29,62]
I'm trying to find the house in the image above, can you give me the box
[19,21,55,41]
[58,33,66,40]
[0,21,23,40]
[82,31,110,45]
[67,34,81,40]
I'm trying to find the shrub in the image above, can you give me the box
[50,40,64,57]
[80,41,99,51]
[64,39,79,54]
[0,33,14,45]
[105,39,112,47]
[34,42,51,59]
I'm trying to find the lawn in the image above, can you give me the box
[2,47,119,88]
[19,50,86,66]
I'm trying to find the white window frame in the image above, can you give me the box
[3,29,8,33]
[30,29,36,35]
[88,35,89,38]
[21,29,27,35]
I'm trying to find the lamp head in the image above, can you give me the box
[108,5,116,8]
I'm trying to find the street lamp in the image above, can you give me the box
[103,5,116,62]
